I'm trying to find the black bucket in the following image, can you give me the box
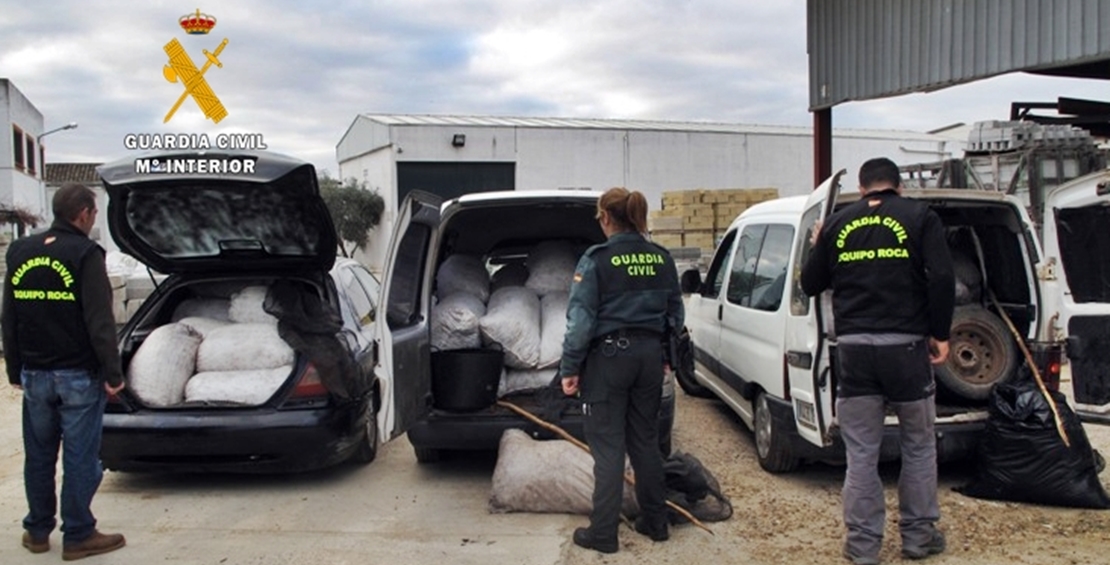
[430,348,504,411]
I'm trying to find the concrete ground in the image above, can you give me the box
[2,367,1109,565]
[0,381,577,565]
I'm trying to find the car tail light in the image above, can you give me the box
[1031,343,1063,393]
[288,363,329,400]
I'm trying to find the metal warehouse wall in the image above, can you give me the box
[809,0,1110,110]
[338,117,960,272]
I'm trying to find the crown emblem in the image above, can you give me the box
[179,9,216,35]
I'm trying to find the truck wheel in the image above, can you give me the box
[754,392,799,473]
[350,399,379,465]
[936,305,1018,401]
[413,446,442,464]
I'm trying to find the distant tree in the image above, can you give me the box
[318,173,385,258]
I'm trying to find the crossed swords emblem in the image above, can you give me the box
[162,37,229,123]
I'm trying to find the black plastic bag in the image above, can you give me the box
[957,375,1110,509]
[664,451,733,523]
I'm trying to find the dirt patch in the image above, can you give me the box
[563,387,1110,565]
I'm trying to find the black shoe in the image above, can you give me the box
[902,530,945,560]
[634,517,669,541]
[842,544,880,565]
[572,527,618,554]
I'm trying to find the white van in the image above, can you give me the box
[678,168,1110,472]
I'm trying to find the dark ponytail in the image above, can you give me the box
[599,187,649,234]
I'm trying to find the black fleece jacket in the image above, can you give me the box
[2,221,123,386]
[800,189,955,341]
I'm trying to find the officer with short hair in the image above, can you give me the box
[560,187,684,554]
[3,182,127,560]
[802,157,954,565]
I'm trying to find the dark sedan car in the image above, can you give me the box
[97,150,384,473]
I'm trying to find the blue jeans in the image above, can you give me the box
[21,368,107,545]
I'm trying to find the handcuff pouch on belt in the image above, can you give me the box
[600,335,630,357]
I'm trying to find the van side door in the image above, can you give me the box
[377,191,441,439]
[685,230,737,381]
[1042,169,1110,424]
[719,223,795,402]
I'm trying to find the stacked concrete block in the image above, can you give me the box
[967,121,1093,153]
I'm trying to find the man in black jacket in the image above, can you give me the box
[801,158,954,565]
[3,183,126,560]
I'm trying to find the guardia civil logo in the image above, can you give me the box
[162,9,229,124]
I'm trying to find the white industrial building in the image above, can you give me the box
[336,114,964,271]
[1,79,47,238]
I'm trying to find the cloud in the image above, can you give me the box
[2,0,1107,176]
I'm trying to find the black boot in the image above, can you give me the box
[572,527,618,553]
[634,517,669,542]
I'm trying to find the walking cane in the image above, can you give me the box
[986,290,1070,447]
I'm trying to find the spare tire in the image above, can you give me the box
[936,305,1018,401]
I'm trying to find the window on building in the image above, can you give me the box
[25,136,36,176]
[12,126,25,171]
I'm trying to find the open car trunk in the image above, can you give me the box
[119,276,334,409]
[428,193,605,412]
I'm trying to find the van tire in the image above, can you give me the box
[936,305,1018,401]
[675,366,714,398]
[754,392,799,473]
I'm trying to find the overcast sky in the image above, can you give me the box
[3,0,1107,175]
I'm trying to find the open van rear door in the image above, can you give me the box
[1042,169,1110,424]
[783,169,845,446]
[377,191,442,438]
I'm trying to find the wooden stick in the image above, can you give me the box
[496,400,714,535]
[986,291,1070,447]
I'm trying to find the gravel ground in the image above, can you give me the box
[563,378,1110,565]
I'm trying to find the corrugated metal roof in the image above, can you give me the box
[808,0,1110,110]
[357,113,944,141]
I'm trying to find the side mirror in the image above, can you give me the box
[680,269,702,295]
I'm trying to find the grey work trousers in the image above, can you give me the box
[839,395,939,558]
[837,338,940,559]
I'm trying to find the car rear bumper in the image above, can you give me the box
[408,392,676,452]
[101,404,364,473]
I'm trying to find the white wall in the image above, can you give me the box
[338,118,963,272]
[339,146,395,274]
[1,80,46,235]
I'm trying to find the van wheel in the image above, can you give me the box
[754,392,799,473]
[414,446,442,464]
[675,366,714,398]
[351,398,379,465]
[936,305,1018,401]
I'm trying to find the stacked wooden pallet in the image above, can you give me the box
[648,188,779,252]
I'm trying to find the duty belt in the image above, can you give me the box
[590,328,662,349]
